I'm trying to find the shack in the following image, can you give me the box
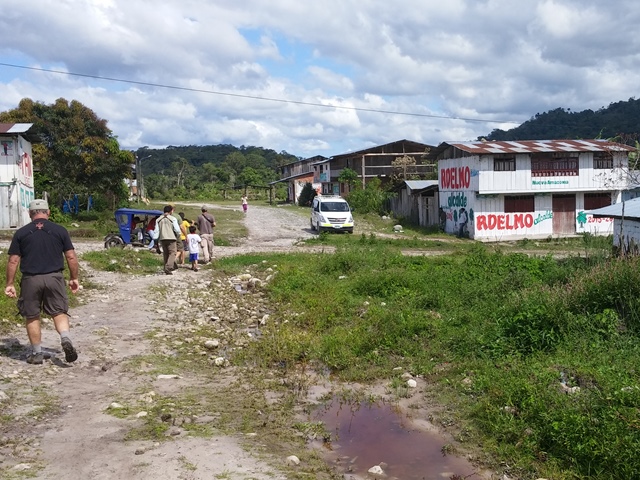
[589,197,640,254]
[0,123,36,228]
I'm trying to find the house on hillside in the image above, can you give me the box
[429,139,636,241]
[389,180,440,227]
[316,140,434,196]
[0,123,36,228]
[589,197,640,254]
[271,155,326,203]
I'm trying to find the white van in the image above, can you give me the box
[310,195,354,233]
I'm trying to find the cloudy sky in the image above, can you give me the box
[1,0,638,158]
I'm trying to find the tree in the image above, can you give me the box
[338,167,359,187]
[0,98,132,209]
[297,182,317,206]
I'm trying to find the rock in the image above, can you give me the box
[406,379,417,388]
[157,374,181,380]
[210,316,220,322]
[204,339,220,349]
[401,372,413,379]
[260,314,269,325]
[12,464,32,471]
[368,465,384,475]
[393,224,404,232]
[0,391,9,402]
[109,402,125,410]
[286,455,300,466]
[136,411,148,418]
[213,357,225,366]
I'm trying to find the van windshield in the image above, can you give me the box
[320,202,349,212]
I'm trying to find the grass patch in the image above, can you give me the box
[226,242,640,479]
[81,248,164,274]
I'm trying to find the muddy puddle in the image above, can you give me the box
[310,398,485,479]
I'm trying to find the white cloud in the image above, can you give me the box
[1,0,640,156]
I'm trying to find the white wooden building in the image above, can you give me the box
[589,197,640,254]
[389,180,439,227]
[0,123,36,228]
[430,139,635,241]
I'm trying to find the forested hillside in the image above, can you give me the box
[484,97,640,142]
[134,144,300,200]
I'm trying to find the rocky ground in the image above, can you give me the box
[0,204,489,480]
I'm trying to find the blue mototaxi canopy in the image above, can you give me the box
[114,208,164,244]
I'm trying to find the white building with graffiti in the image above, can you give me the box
[430,139,635,241]
[0,123,36,228]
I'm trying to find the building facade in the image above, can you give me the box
[316,139,434,196]
[432,139,635,241]
[274,155,326,203]
[0,123,36,228]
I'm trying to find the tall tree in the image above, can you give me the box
[0,98,133,208]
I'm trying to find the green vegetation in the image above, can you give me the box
[485,97,640,142]
[0,98,132,210]
[225,244,640,479]
[137,145,296,201]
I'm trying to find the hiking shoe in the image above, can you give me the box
[26,352,44,364]
[61,338,78,363]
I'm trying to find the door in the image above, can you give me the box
[552,194,576,235]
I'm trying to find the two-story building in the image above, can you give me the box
[316,139,435,195]
[0,123,36,228]
[431,139,635,241]
[272,155,327,203]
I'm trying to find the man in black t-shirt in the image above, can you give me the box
[5,199,80,365]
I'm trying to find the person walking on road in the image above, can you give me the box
[196,206,216,264]
[4,199,80,365]
[153,205,181,275]
[241,194,248,214]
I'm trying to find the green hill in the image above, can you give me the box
[484,97,640,142]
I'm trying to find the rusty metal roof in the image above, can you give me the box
[0,123,34,134]
[441,139,635,156]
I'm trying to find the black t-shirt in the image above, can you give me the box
[8,219,75,275]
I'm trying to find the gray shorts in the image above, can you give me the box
[18,272,69,320]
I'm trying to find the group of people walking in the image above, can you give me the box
[3,197,239,365]
[153,205,216,275]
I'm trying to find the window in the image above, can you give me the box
[494,157,515,171]
[594,152,613,169]
[584,192,611,210]
[504,195,535,213]
[531,154,579,176]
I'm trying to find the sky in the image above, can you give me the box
[1,0,639,158]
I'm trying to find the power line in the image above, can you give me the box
[0,62,520,125]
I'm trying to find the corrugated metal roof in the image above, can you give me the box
[0,123,34,134]
[590,197,640,219]
[404,180,438,191]
[444,139,635,155]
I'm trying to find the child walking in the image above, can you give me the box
[186,225,202,271]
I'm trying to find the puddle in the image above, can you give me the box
[310,398,484,479]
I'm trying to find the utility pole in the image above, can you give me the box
[135,154,152,203]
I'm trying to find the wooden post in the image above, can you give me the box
[361,154,366,189]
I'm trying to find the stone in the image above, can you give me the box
[109,402,125,410]
[407,379,417,388]
[214,357,225,366]
[204,339,220,349]
[136,411,148,418]
[157,374,181,380]
[0,391,9,402]
[368,465,384,475]
[393,224,404,232]
[286,455,300,466]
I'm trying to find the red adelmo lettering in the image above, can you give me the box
[440,166,471,189]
